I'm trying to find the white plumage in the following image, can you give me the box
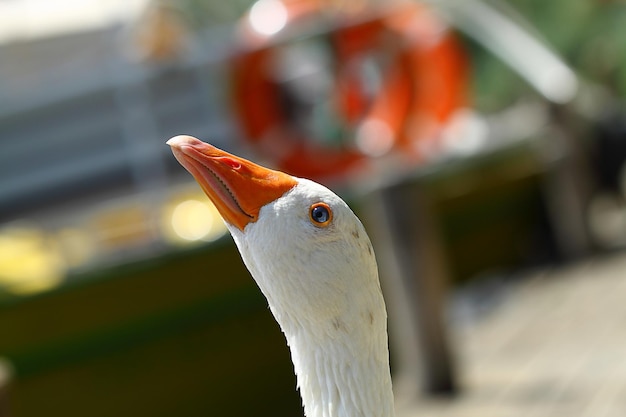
[168,136,395,417]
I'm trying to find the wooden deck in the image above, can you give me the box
[397,252,626,417]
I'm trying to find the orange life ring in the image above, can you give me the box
[230,0,468,180]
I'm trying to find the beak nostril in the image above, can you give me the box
[217,157,242,170]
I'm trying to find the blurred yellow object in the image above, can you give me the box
[55,227,95,269]
[132,3,188,61]
[0,226,65,295]
[161,191,227,245]
[92,203,154,250]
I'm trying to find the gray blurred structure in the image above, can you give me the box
[0,25,236,222]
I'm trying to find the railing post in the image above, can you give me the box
[363,179,457,395]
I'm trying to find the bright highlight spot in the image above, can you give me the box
[249,0,288,36]
[538,66,578,104]
[355,118,395,157]
[0,226,65,295]
[442,109,489,156]
[167,198,226,243]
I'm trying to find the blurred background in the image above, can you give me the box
[1,0,626,416]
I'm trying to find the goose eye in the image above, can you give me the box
[309,203,333,227]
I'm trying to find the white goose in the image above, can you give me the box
[168,135,395,417]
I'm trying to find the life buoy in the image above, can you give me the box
[230,0,468,180]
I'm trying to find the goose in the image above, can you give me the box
[167,135,395,417]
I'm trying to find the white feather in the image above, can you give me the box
[226,178,395,417]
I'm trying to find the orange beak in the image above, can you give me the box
[167,135,297,231]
